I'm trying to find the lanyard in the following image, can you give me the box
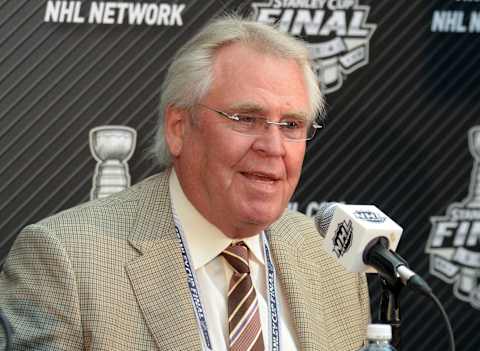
[263,234,280,351]
[172,207,281,351]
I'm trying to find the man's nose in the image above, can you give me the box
[251,125,286,157]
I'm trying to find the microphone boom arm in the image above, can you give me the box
[363,237,432,296]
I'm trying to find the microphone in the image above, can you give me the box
[314,202,431,295]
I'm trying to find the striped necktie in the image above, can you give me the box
[221,242,265,351]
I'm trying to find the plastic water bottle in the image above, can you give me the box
[358,324,397,350]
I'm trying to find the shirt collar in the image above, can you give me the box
[169,169,264,269]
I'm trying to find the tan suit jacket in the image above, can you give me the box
[0,172,369,350]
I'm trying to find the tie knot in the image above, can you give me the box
[221,242,250,274]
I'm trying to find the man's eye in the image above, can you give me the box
[282,120,304,129]
[236,115,258,124]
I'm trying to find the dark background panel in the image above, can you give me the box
[0,0,250,258]
[294,1,480,350]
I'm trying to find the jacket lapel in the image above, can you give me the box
[267,220,328,351]
[125,173,203,350]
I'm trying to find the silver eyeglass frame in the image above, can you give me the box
[197,104,323,141]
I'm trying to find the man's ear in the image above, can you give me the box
[165,105,189,157]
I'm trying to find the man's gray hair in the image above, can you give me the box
[151,15,325,170]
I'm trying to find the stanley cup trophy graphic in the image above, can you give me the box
[427,125,480,309]
[468,126,480,207]
[89,126,137,200]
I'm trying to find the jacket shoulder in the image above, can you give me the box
[28,173,169,242]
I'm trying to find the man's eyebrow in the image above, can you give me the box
[283,111,309,120]
[229,102,264,114]
[229,102,309,120]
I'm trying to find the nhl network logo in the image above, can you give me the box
[427,126,480,309]
[252,0,376,94]
[332,219,353,258]
[354,210,386,223]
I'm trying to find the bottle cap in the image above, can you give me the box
[367,324,392,340]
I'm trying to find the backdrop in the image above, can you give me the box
[1,1,479,350]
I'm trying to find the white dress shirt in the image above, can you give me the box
[169,170,298,350]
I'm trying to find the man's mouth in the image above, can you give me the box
[241,172,280,183]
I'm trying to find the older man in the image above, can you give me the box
[0,16,369,350]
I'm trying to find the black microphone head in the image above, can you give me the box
[314,202,338,238]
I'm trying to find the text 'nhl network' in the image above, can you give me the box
[44,1,185,26]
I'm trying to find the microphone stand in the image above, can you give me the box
[364,237,409,349]
[378,275,403,350]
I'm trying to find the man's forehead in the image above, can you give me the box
[209,43,312,120]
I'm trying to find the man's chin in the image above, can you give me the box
[221,214,280,239]
[242,209,283,232]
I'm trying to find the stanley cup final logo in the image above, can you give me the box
[251,0,376,94]
[427,126,480,309]
[89,126,137,200]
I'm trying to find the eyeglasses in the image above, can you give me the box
[197,104,323,141]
